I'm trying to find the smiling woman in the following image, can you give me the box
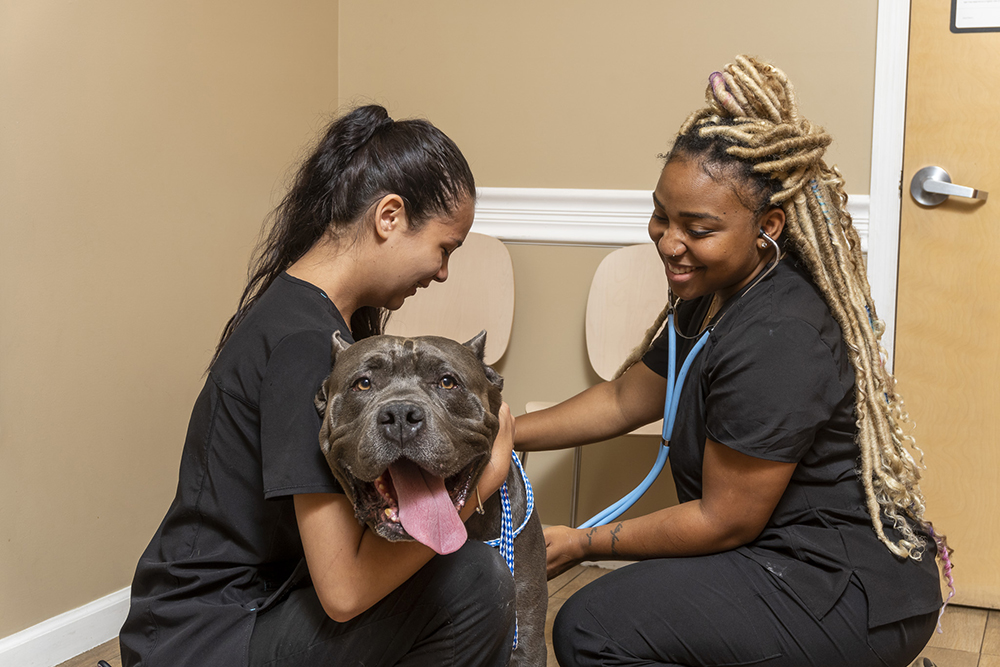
[363,196,475,311]
[211,105,478,364]
[118,105,518,667]
[515,56,946,667]
[649,157,786,303]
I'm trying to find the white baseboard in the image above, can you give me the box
[0,587,129,667]
[474,186,870,252]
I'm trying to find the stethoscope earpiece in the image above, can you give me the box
[758,230,781,257]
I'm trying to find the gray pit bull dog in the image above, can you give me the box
[314,330,547,666]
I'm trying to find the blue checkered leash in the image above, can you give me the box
[483,451,534,650]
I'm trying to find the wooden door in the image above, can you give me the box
[895,0,1000,609]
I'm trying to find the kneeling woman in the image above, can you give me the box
[120,106,516,667]
[516,57,948,667]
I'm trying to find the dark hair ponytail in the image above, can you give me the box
[211,105,475,367]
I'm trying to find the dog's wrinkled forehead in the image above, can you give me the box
[317,332,504,420]
[332,333,496,391]
[332,336,462,380]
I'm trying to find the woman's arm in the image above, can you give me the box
[297,402,516,621]
[515,361,667,452]
[543,438,796,577]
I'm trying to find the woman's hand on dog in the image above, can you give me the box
[462,402,515,522]
[482,401,515,497]
[543,525,586,579]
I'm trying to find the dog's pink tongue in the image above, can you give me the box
[388,459,467,555]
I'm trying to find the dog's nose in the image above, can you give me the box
[379,402,425,444]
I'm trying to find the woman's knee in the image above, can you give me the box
[426,540,516,622]
[552,590,604,667]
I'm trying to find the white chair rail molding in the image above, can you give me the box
[473,186,870,251]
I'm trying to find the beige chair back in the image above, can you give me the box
[385,232,514,365]
[585,243,668,437]
[585,243,669,380]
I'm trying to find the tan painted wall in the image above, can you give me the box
[339,0,878,191]
[339,0,878,527]
[0,1,339,637]
[0,0,878,641]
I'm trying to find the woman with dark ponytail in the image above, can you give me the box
[120,106,517,666]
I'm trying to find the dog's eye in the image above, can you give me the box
[352,377,372,391]
[438,375,458,390]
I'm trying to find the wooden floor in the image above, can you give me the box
[57,643,120,667]
[59,564,1000,667]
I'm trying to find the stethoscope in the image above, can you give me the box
[577,230,782,529]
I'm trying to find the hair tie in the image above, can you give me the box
[709,71,743,117]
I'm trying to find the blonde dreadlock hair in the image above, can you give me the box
[622,56,949,565]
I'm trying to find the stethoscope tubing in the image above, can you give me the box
[577,314,709,529]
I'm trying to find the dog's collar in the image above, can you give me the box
[483,451,534,548]
[483,451,533,650]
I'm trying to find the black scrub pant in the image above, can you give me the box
[249,540,516,666]
[553,553,937,667]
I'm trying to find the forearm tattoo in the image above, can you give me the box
[609,523,623,557]
[586,527,599,546]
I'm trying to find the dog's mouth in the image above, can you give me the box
[350,457,481,555]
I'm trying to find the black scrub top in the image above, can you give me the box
[642,257,941,628]
[120,273,348,667]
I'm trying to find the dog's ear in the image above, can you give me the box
[483,365,503,392]
[463,330,503,391]
[314,381,329,415]
[317,331,352,414]
[331,330,352,364]
[462,330,488,361]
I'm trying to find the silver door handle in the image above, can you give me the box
[911,166,989,206]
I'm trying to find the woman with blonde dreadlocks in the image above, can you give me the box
[515,56,948,667]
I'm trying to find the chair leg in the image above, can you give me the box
[569,446,582,528]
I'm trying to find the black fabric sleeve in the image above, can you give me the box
[642,327,671,378]
[704,317,848,463]
[260,329,343,499]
